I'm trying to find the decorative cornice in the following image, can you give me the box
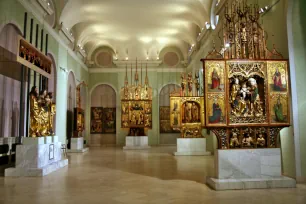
[17,0,88,72]
[88,67,185,73]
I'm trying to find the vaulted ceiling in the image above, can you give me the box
[59,0,213,62]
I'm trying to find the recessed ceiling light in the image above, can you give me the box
[126,57,129,60]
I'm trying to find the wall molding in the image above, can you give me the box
[88,67,186,73]
[17,0,88,72]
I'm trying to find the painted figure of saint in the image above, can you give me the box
[186,102,192,123]
[131,113,136,124]
[272,68,285,91]
[211,68,220,90]
[274,97,285,122]
[173,111,178,126]
[191,103,199,122]
[209,99,222,123]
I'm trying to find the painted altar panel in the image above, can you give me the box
[90,107,103,134]
[160,106,178,133]
[121,100,152,129]
[102,108,116,133]
[204,60,227,127]
[267,61,290,126]
[170,97,181,130]
[170,96,205,137]
[206,94,226,126]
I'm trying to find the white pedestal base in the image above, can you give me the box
[206,148,296,190]
[68,147,89,153]
[123,136,151,150]
[68,137,88,153]
[207,176,296,190]
[5,136,68,177]
[174,138,211,156]
[5,159,68,177]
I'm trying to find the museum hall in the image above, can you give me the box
[0,0,305,203]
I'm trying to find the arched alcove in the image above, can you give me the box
[0,23,23,138]
[67,71,76,147]
[46,53,57,134]
[90,84,116,146]
[159,84,180,145]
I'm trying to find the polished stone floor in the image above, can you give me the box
[1,146,306,204]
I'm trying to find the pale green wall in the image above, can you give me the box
[0,0,89,144]
[291,0,306,180]
[87,71,181,146]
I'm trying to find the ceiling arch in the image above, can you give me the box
[60,0,213,61]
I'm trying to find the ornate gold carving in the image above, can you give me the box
[29,86,55,137]
[120,61,152,129]
[227,61,265,78]
[201,1,291,150]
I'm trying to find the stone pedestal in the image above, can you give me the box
[68,137,89,153]
[123,136,151,150]
[5,136,68,177]
[174,138,211,156]
[206,148,296,190]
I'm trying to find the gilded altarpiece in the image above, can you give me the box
[120,62,153,130]
[203,60,290,149]
[170,73,205,138]
[200,0,291,150]
[160,106,179,133]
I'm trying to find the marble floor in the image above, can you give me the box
[0,146,305,204]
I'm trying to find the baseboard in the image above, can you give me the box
[296,176,306,183]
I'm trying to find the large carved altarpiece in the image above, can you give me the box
[200,0,291,150]
[120,62,153,132]
[202,60,290,149]
[169,73,205,138]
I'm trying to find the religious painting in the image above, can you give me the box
[144,101,152,114]
[129,101,145,126]
[270,93,289,124]
[91,107,103,134]
[206,94,226,126]
[102,108,116,133]
[144,113,152,128]
[74,108,85,133]
[160,106,179,133]
[205,61,225,92]
[267,61,288,92]
[121,101,130,128]
[170,97,181,130]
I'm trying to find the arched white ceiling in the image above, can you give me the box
[60,0,212,60]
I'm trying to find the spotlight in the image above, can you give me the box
[125,57,129,60]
